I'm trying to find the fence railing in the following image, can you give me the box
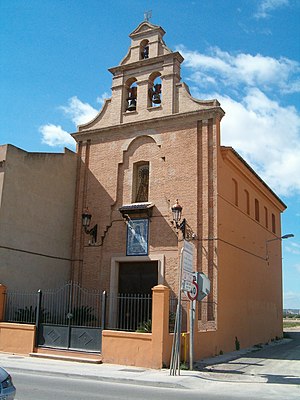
[39,283,104,328]
[4,287,193,334]
[3,283,105,328]
[4,290,38,323]
[4,286,153,333]
[107,293,152,332]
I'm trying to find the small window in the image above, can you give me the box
[232,179,238,206]
[272,213,276,234]
[255,199,260,222]
[133,162,149,203]
[244,190,250,215]
[264,206,269,229]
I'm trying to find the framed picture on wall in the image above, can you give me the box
[126,218,149,256]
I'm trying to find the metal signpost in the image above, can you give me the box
[170,239,211,375]
[170,240,195,376]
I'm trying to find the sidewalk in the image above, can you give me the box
[0,338,294,388]
[0,331,299,395]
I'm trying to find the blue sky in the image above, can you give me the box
[1,0,299,308]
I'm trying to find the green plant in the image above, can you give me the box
[180,362,189,370]
[219,350,223,355]
[136,319,152,333]
[283,320,300,329]
[235,336,240,351]
[70,305,97,325]
[15,306,36,323]
[14,306,50,324]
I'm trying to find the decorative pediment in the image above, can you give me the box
[129,21,165,39]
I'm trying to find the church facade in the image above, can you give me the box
[70,21,286,363]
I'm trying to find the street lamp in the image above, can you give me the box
[82,209,98,245]
[281,234,294,240]
[266,233,294,263]
[171,200,186,239]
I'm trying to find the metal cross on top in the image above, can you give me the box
[144,10,152,21]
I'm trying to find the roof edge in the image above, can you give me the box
[221,146,287,210]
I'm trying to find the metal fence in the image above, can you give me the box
[4,283,105,328]
[4,290,38,323]
[39,283,104,328]
[107,293,152,332]
[4,287,193,334]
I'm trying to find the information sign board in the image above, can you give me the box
[181,240,195,292]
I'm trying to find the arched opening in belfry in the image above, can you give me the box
[148,72,162,108]
[125,78,138,112]
[140,39,149,60]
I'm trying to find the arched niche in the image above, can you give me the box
[148,72,162,108]
[125,78,138,112]
[140,39,149,60]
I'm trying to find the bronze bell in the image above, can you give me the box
[127,98,137,111]
[142,46,149,59]
[152,93,161,104]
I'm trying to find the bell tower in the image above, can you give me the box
[108,21,183,124]
[78,20,221,134]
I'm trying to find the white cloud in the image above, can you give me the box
[255,0,290,19]
[218,90,300,196]
[178,46,300,94]
[40,124,76,149]
[284,291,300,309]
[40,96,101,149]
[285,243,300,255]
[60,96,98,126]
[179,46,300,196]
[96,92,111,106]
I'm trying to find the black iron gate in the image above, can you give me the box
[36,282,106,352]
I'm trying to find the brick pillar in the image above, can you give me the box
[0,284,7,321]
[151,284,170,368]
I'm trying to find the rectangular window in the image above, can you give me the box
[245,190,250,215]
[255,199,260,222]
[232,179,238,206]
[272,213,276,234]
[264,206,268,229]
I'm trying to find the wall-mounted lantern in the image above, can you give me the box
[171,199,186,239]
[82,209,98,245]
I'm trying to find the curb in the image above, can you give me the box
[5,365,186,390]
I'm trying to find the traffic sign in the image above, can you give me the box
[187,281,198,301]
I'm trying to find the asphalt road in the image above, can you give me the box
[12,371,245,400]
[12,366,299,400]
